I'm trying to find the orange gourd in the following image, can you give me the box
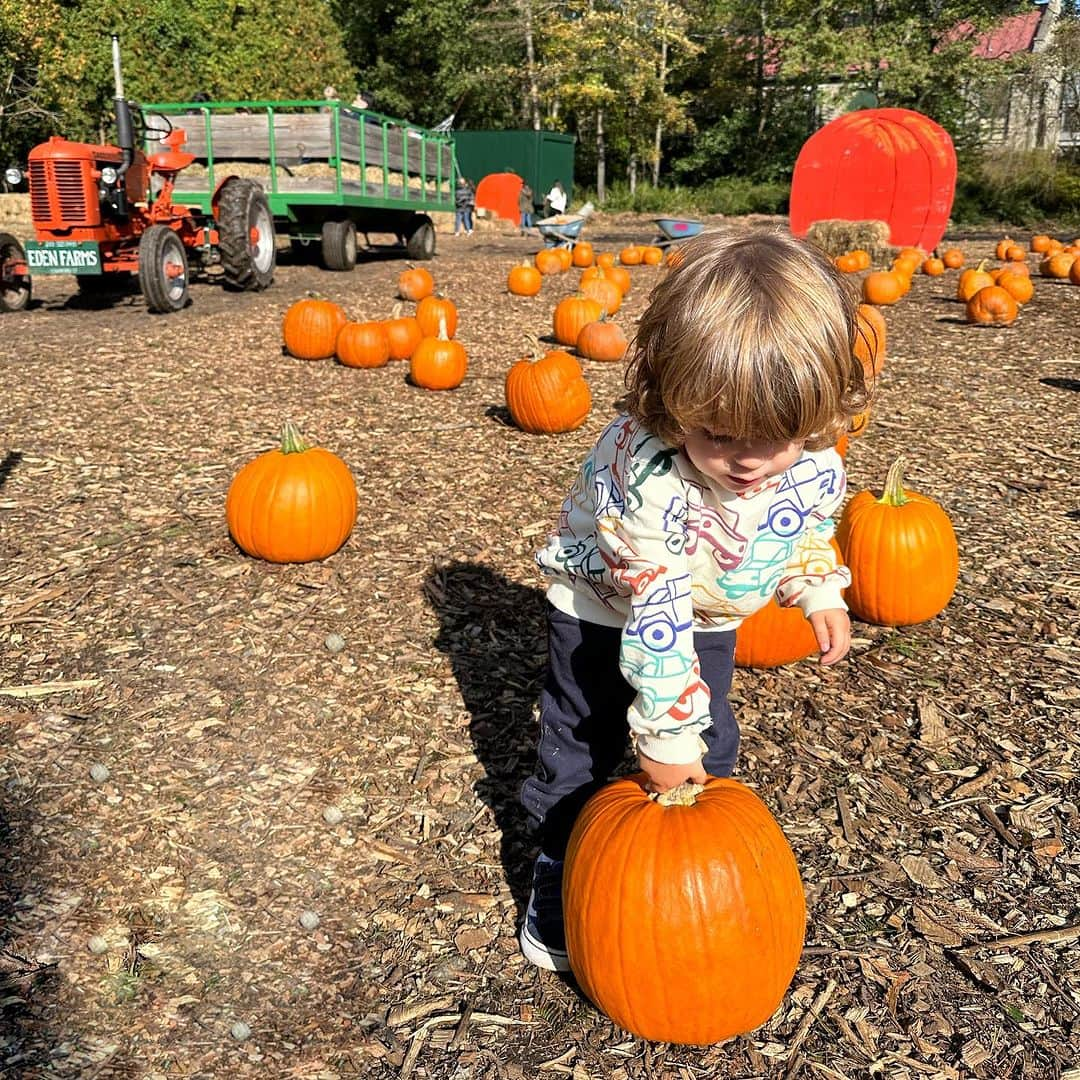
[1041,252,1075,278]
[384,303,423,360]
[854,303,886,378]
[508,260,543,296]
[505,344,591,434]
[966,285,1018,326]
[836,456,958,626]
[579,270,622,315]
[619,245,643,266]
[336,319,390,368]
[416,294,458,338]
[282,297,347,360]
[576,315,628,362]
[996,270,1034,305]
[942,248,965,269]
[225,421,357,564]
[835,252,861,273]
[596,251,617,269]
[640,245,665,265]
[1031,234,1052,253]
[921,256,945,276]
[397,266,434,301]
[409,315,467,389]
[563,775,806,1046]
[553,294,603,347]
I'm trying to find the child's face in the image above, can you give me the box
[682,430,805,493]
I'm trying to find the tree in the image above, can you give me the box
[0,0,62,172]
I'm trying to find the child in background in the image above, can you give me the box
[518,226,870,972]
[454,176,475,236]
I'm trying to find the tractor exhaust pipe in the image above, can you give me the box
[111,34,134,182]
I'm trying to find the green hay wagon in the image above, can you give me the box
[145,98,458,268]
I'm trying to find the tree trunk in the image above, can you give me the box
[596,107,606,204]
[653,37,668,186]
[522,0,541,130]
[628,155,637,194]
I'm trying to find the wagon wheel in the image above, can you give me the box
[218,177,276,290]
[138,225,190,313]
[405,215,436,261]
[321,220,357,271]
[0,232,31,312]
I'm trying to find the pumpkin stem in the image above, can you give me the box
[879,456,909,506]
[437,313,449,341]
[279,420,310,455]
[653,781,706,807]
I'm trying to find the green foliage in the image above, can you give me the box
[952,150,1080,230]
[580,177,789,216]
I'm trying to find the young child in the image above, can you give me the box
[518,226,870,972]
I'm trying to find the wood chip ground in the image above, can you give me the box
[1,207,1078,1078]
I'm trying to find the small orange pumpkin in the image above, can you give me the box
[508,260,543,296]
[576,314,628,362]
[854,303,886,378]
[835,251,861,273]
[535,248,564,275]
[619,245,643,266]
[596,251,617,269]
[553,294,603,347]
[966,285,1018,326]
[416,294,458,338]
[282,297,348,361]
[1041,252,1075,278]
[225,421,357,564]
[505,344,591,434]
[862,271,903,306]
[580,270,622,316]
[384,303,423,361]
[837,456,958,626]
[996,270,1034,305]
[640,245,665,266]
[397,266,434,302]
[921,256,945,276]
[572,242,595,268]
[1031,234,1052,253]
[956,260,993,301]
[336,319,391,368]
[410,315,467,390]
[942,248,965,269]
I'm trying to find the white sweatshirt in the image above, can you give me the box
[536,414,850,765]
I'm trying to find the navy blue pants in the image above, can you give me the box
[520,604,739,859]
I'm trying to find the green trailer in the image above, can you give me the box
[144,99,458,267]
[453,129,575,213]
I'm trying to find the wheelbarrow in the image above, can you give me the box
[652,217,705,247]
[536,214,588,248]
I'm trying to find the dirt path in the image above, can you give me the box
[1,215,1078,1078]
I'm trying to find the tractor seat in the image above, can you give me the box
[148,128,196,172]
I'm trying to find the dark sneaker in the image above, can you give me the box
[518,854,569,971]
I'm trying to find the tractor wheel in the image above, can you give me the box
[0,232,31,312]
[405,215,436,261]
[218,177,276,290]
[321,220,357,271]
[138,225,190,313]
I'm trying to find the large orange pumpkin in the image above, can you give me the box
[225,421,357,563]
[508,260,543,297]
[836,456,958,626]
[505,347,591,434]
[282,298,348,360]
[563,775,806,1046]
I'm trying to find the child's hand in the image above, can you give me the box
[809,608,851,665]
[638,750,708,795]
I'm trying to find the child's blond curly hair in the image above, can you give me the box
[624,226,871,450]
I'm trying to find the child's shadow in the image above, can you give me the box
[424,561,547,912]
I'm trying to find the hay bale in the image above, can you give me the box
[805,219,894,261]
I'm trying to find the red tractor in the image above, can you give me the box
[0,35,275,314]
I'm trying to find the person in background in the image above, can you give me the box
[454,176,476,236]
[519,182,535,235]
[516,225,870,973]
[543,180,567,217]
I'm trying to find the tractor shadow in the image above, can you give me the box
[0,450,22,491]
[1041,377,1080,393]
[423,560,548,913]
